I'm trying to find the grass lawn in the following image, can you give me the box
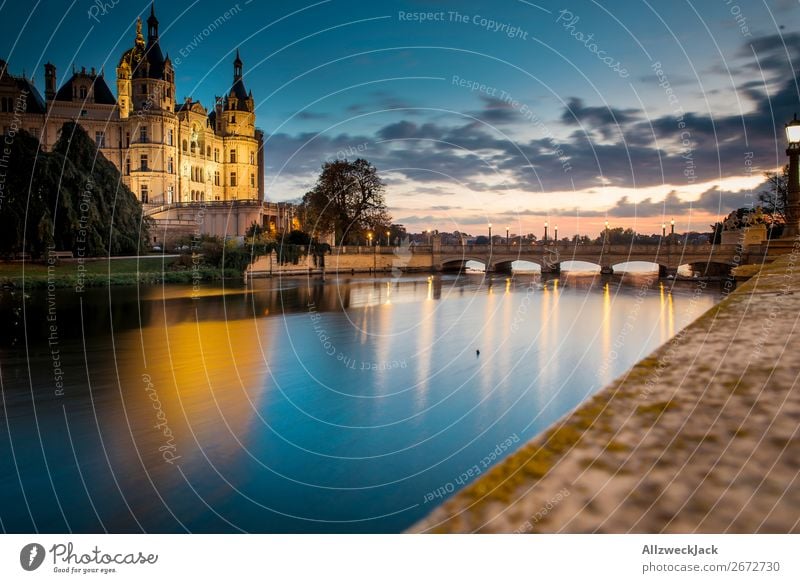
[0,256,239,288]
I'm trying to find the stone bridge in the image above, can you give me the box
[248,241,761,277]
[404,242,748,276]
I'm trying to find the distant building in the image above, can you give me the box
[0,4,292,244]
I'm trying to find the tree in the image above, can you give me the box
[300,158,391,245]
[758,165,788,224]
[0,122,150,257]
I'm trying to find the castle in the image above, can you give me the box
[0,5,292,243]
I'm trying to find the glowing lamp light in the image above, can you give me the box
[786,114,800,144]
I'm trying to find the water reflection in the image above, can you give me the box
[0,273,719,532]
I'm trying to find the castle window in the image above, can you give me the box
[141,184,149,203]
[125,157,131,175]
[80,86,87,99]
[140,84,147,94]
[1,97,12,111]
[230,172,237,187]
[190,141,196,154]
[95,131,106,148]
[214,171,220,186]
[207,146,211,158]
[182,140,187,152]
[200,191,205,201]
[167,185,174,203]
[126,132,130,147]
[140,154,149,171]
[214,148,219,162]
[250,173,255,188]
[167,157,174,174]
[231,114,236,124]
[139,125,148,143]
[167,129,174,146]
[250,152,255,165]
[230,149,236,163]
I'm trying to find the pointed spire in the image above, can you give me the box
[233,49,243,81]
[147,2,159,41]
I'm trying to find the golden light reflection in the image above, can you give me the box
[538,280,551,379]
[659,282,666,342]
[668,290,675,339]
[414,298,435,410]
[601,282,611,377]
[117,318,270,471]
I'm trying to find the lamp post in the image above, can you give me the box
[662,222,666,238]
[785,114,800,237]
[386,230,391,246]
[367,232,373,246]
[426,229,431,245]
[554,224,558,242]
[488,223,492,245]
[670,218,675,237]
[544,221,548,242]
[506,226,509,245]
[604,220,609,244]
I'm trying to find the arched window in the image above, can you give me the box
[182,140,187,152]
[206,146,211,157]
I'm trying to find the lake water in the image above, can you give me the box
[0,272,719,533]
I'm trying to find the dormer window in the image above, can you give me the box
[79,86,87,99]
[231,114,236,124]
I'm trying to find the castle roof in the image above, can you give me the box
[0,59,47,113]
[54,69,116,105]
[118,8,168,81]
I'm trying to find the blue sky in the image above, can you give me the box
[2,0,800,235]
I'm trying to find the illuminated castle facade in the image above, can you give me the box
[0,5,264,207]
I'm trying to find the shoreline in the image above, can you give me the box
[411,252,800,533]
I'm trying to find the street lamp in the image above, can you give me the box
[554,224,558,241]
[367,232,373,246]
[386,230,391,246]
[426,229,431,245]
[785,114,800,237]
[544,220,548,242]
[670,218,675,236]
[506,226,509,244]
[488,223,492,244]
[662,222,666,238]
[604,220,609,243]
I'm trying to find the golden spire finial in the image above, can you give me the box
[135,17,144,46]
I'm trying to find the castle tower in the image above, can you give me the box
[221,50,258,200]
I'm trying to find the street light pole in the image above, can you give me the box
[506,226,509,245]
[662,222,666,238]
[554,224,558,242]
[544,221,548,242]
[386,230,391,246]
[670,218,675,237]
[488,223,492,245]
[785,114,800,238]
[604,220,609,244]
